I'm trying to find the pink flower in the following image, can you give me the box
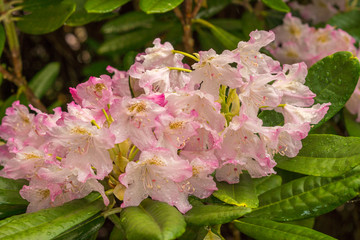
[120,148,193,213]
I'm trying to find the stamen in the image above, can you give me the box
[168,67,192,73]
[172,50,200,62]
[91,120,101,129]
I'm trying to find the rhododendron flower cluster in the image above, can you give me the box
[268,13,360,122]
[0,31,330,214]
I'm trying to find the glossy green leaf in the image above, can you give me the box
[258,110,284,126]
[213,173,259,208]
[0,193,105,239]
[120,198,186,240]
[53,215,104,240]
[28,62,60,99]
[0,177,28,220]
[344,108,360,137]
[193,18,239,50]
[197,0,231,19]
[305,51,360,130]
[101,11,154,34]
[0,25,5,58]
[234,218,336,240]
[261,0,290,12]
[85,0,130,13]
[253,174,282,196]
[275,134,360,177]
[328,10,360,42]
[66,0,114,26]
[98,23,172,54]
[185,204,251,226]
[246,167,360,221]
[139,0,184,14]
[17,1,75,34]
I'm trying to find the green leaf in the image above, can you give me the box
[213,173,259,208]
[253,174,282,196]
[98,23,172,54]
[17,1,76,34]
[305,51,360,130]
[234,218,336,240]
[120,198,186,240]
[193,18,240,50]
[328,10,360,42]
[0,177,28,219]
[0,193,105,239]
[177,225,208,240]
[185,204,251,226]
[101,11,154,34]
[240,12,265,38]
[258,110,284,126]
[139,0,184,14]
[197,0,231,19]
[275,134,360,177]
[288,218,315,229]
[0,93,28,119]
[85,0,130,13]
[110,225,126,240]
[53,215,104,240]
[28,62,60,99]
[0,25,5,58]
[344,108,360,137]
[66,0,115,26]
[196,27,224,53]
[245,167,360,221]
[261,0,290,12]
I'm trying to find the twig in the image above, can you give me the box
[0,0,47,112]
[192,0,204,18]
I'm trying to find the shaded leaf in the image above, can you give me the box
[53,215,104,240]
[0,193,105,239]
[85,0,130,13]
[139,0,184,14]
[261,0,290,12]
[120,198,186,240]
[197,0,231,19]
[275,134,360,177]
[101,11,154,34]
[252,174,282,196]
[29,62,60,99]
[328,10,360,42]
[98,23,172,54]
[246,167,360,221]
[288,218,315,229]
[213,173,259,208]
[305,51,360,130]
[17,1,75,34]
[66,0,114,26]
[344,108,360,137]
[0,177,28,220]
[0,25,5,57]
[185,204,251,226]
[193,18,239,50]
[234,218,335,240]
